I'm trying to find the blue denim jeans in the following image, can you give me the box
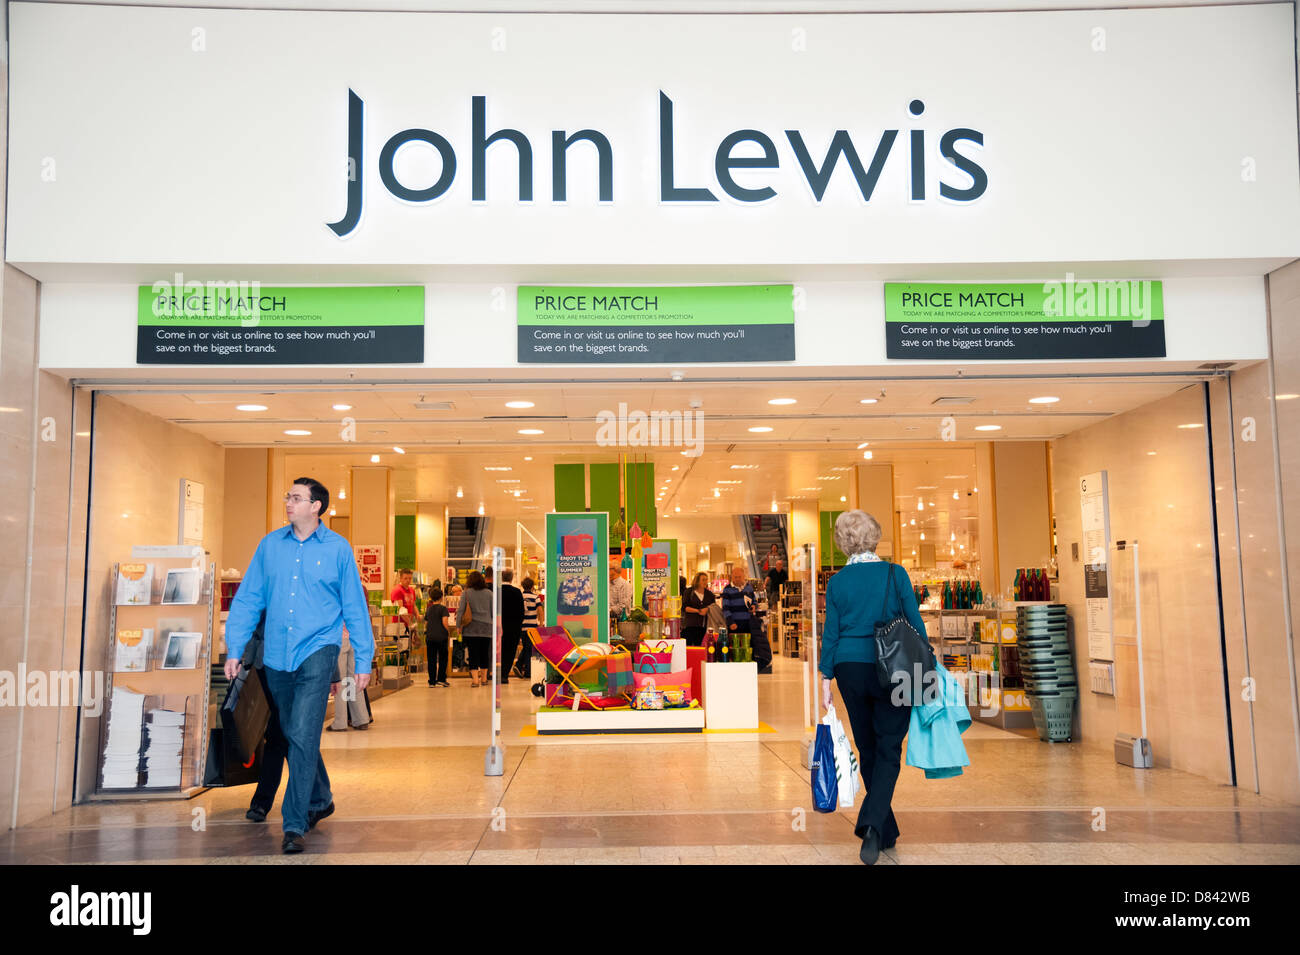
[263,645,340,835]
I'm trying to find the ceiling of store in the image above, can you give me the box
[108,376,1203,524]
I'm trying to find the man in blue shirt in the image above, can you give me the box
[224,476,374,854]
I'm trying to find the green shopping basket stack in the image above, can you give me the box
[1016,603,1076,742]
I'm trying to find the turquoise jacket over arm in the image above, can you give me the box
[905,662,972,779]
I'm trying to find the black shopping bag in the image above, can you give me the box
[221,665,271,765]
[204,728,266,787]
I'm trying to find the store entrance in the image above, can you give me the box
[75,371,1237,796]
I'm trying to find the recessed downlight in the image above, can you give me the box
[392,446,405,454]
[768,398,797,406]
[748,426,774,433]
[332,403,353,411]
[862,451,873,460]
[238,404,268,412]
[283,429,311,436]
[1178,423,1203,430]
[1028,396,1059,405]
[1277,394,1299,401]
[518,428,544,435]
[859,398,878,405]
[506,400,535,409]
[975,425,1002,432]
[370,454,381,463]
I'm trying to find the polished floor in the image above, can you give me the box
[4,657,1298,864]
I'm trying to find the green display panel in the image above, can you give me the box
[623,462,656,538]
[394,515,416,572]
[552,463,586,513]
[589,463,620,531]
[820,511,847,568]
[546,512,609,644]
[634,539,678,611]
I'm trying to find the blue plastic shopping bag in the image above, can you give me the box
[812,723,838,812]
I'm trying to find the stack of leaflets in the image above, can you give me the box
[100,687,145,789]
[114,563,154,605]
[142,707,186,788]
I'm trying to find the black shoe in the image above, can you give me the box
[246,806,267,823]
[757,665,773,674]
[860,826,881,866]
[282,832,305,854]
[307,801,335,829]
[437,681,450,687]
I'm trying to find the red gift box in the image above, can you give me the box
[645,553,669,569]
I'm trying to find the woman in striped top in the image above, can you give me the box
[516,577,544,677]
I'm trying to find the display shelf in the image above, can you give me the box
[91,555,215,801]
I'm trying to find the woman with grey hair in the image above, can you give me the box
[819,509,930,865]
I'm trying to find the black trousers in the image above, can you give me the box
[428,639,448,684]
[750,623,772,668]
[500,628,522,682]
[681,626,705,647]
[833,661,910,845]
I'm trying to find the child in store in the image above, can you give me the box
[424,588,451,687]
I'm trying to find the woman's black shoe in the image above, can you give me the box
[860,827,881,866]
[246,806,267,823]
[282,832,305,854]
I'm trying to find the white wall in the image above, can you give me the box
[9,4,1299,273]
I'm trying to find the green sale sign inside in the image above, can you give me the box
[884,279,1166,360]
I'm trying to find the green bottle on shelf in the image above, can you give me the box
[973,580,983,606]
[1013,569,1024,602]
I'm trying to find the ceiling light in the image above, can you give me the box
[910,518,916,526]
[370,429,388,435]
[456,487,463,498]
[332,403,352,411]
[831,466,852,471]
[840,495,847,502]
[917,500,924,511]
[495,479,520,484]
[283,429,311,436]
[671,465,679,471]
[859,398,878,405]
[768,398,797,406]
[329,508,337,516]
[943,474,968,479]
[916,485,938,490]
[974,425,1002,432]
[920,532,926,540]
[1277,394,1299,401]
[478,503,485,515]
[370,454,380,463]
[713,488,721,498]
[771,501,778,513]
[951,532,956,541]
[1147,451,1157,456]
[748,426,773,433]
[393,446,405,454]
[338,489,346,500]
[953,490,959,500]
[675,506,681,512]
[730,464,759,470]
[484,466,512,471]
[518,428,544,435]
[862,451,873,460]
[524,456,533,461]
[506,400,535,409]
[1178,423,1203,429]
[972,486,979,493]
[717,480,742,484]
[237,404,268,412]
[1028,396,1059,405]
[857,442,870,449]
[817,475,841,481]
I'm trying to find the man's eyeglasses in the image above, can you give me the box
[284,493,312,504]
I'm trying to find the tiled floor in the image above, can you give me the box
[4,657,1298,864]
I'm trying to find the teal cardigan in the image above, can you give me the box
[819,561,929,679]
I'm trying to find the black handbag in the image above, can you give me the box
[873,563,935,703]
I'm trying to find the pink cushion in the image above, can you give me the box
[535,634,574,664]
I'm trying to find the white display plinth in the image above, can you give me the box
[535,707,705,735]
[702,662,760,730]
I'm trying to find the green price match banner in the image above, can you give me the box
[518,285,794,363]
[545,512,609,645]
[884,280,1165,360]
[634,539,678,612]
[136,285,424,364]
